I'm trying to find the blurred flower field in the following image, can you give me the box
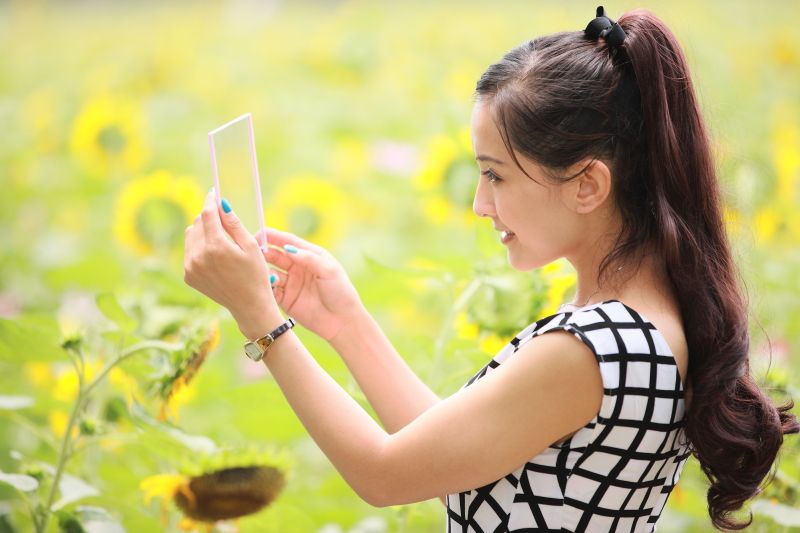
[0,1,798,531]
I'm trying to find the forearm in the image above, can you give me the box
[243,309,388,505]
[328,303,441,435]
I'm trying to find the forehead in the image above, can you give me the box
[471,101,500,140]
[471,101,511,162]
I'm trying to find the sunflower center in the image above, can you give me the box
[135,197,187,250]
[444,158,476,208]
[97,125,127,153]
[287,205,320,236]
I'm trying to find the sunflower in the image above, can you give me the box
[157,321,220,422]
[113,170,204,256]
[411,128,478,228]
[140,449,290,529]
[265,173,359,251]
[70,94,148,177]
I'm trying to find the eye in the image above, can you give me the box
[481,168,502,184]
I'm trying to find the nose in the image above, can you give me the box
[472,177,496,219]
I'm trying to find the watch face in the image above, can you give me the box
[244,343,263,361]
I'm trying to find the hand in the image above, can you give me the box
[257,227,364,342]
[184,190,280,337]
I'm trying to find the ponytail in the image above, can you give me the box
[618,10,799,529]
[474,7,799,530]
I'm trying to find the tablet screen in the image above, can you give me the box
[208,113,267,248]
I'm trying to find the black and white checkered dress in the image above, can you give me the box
[446,299,691,532]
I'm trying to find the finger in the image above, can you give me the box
[269,271,284,288]
[271,283,285,306]
[219,197,259,252]
[200,189,226,244]
[261,245,294,271]
[255,227,326,256]
[184,215,204,270]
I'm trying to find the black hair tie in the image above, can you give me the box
[584,5,627,48]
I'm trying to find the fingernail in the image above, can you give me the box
[221,198,232,213]
[269,273,278,285]
[283,244,298,254]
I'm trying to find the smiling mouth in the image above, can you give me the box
[501,230,516,244]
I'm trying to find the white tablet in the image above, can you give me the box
[208,112,267,249]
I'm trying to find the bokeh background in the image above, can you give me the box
[1,0,798,531]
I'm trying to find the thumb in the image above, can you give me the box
[218,197,255,250]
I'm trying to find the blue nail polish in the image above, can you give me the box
[221,198,232,213]
[269,273,278,284]
[284,244,298,254]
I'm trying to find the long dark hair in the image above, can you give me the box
[473,8,799,530]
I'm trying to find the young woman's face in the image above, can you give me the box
[470,100,580,270]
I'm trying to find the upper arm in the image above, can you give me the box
[373,329,604,507]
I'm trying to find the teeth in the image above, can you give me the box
[501,230,515,239]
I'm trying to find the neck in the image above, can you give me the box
[564,232,661,309]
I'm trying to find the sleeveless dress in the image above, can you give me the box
[445,299,691,533]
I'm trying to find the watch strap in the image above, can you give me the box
[244,317,296,361]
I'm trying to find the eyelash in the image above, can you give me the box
[482,169,502,184]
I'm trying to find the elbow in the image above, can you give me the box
[355,444,394,508]
[356,466,393,507]
[355,480,391,508]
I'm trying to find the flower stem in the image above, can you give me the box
[427,277,482,389]
[36,339,183,533]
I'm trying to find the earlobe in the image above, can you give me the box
[573,159,611,215]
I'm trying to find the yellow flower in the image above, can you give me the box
[454,311,480,340]
[479,333,508,356]
[109,367,142,407]
[53,369,80,403]
[754,206,780,244]
[773,122,800,201]
[140,464,286,526]
[159,322,220,422]
[70,94,148,177]
[412,129,478,228]
[113,170,204,256]
[265,174,357,251]
[23,362,52,387]
[539,260,577,317]
[53,359,105,403]
[48,409,78,439]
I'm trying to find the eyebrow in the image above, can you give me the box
[475,155,506,165]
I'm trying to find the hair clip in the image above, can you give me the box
[584,5,627,48]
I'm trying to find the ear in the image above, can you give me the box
[569,158,612,215]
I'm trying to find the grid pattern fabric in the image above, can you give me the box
[445,299,691,532]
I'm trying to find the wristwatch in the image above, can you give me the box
[243,317,296,361]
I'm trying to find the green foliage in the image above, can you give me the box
[0,1,798,532]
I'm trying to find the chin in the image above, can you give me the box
[508,248,559,272]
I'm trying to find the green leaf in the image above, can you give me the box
[0,316,64,362]
[95,293,137,333]
[52,473,100,511]
[74,506,125,533]
[0,470,39,492]
[0,395,34,409]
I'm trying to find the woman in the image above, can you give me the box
[184,6,798,531]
